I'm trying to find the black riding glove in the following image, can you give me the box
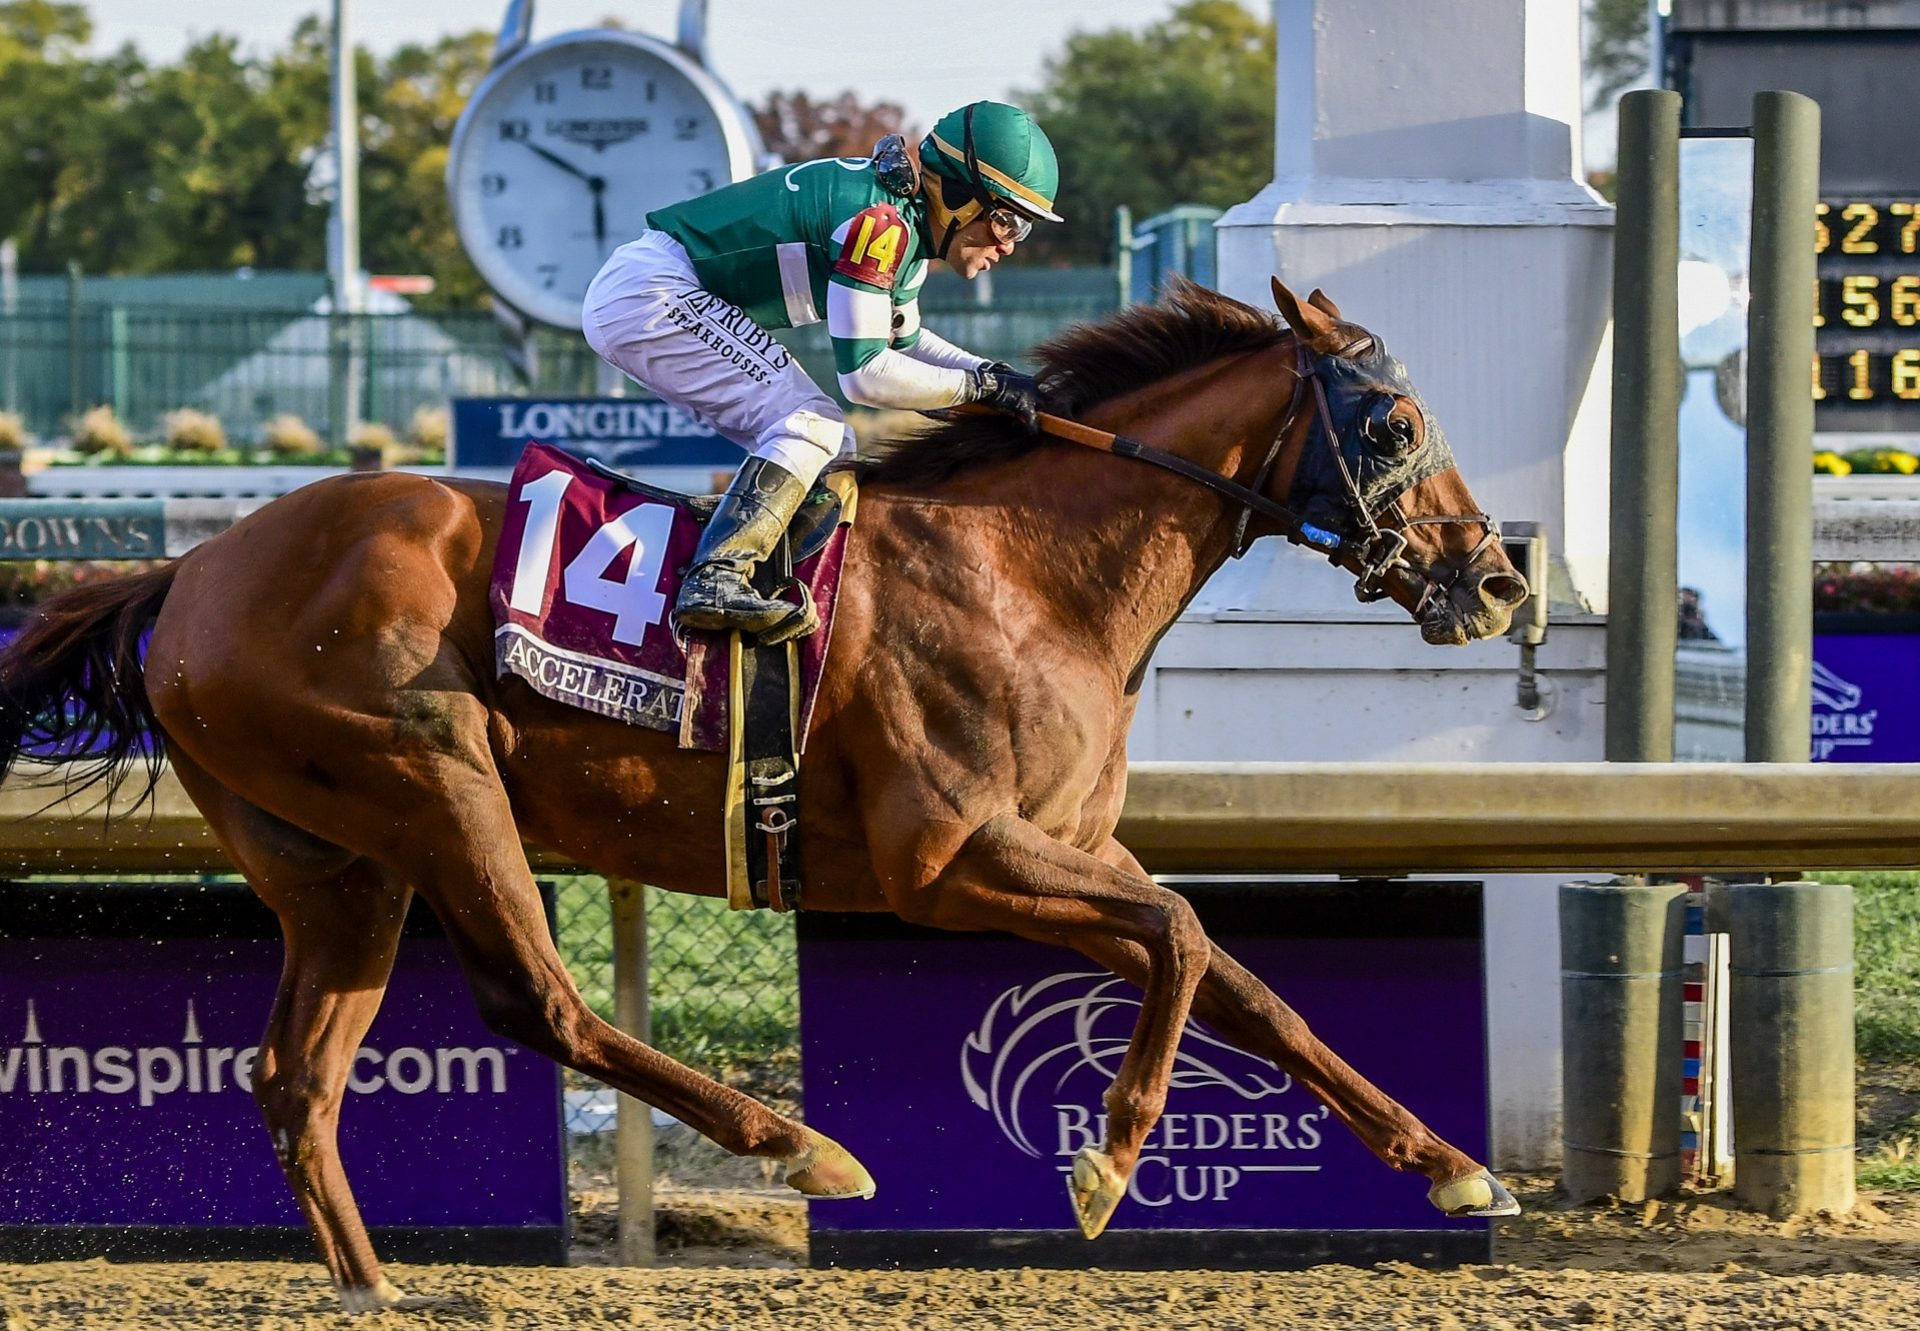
[967,362,1042,434]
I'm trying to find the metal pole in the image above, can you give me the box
[328,0,363,449]
[609,879,655,1266]
[1560,878,1685,1202]
[66,260,82,421]
[1605,90,1681,763]
[1728,879,1854,1216]
[1114,205,1133,306]
[1745,91,1818,764]
[1,239,17,416]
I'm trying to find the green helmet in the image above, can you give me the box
[919,101,1063,225]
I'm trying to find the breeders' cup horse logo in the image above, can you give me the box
[961,972,1291,1158]
[1811,660,1862,712]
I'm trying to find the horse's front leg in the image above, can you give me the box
[1085,838,1520,1219]
[879,812,1209,1239]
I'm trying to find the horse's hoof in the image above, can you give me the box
[1068,1147,1127,1239]
[1428,1167,1522,1218]
[336,1277,412,1314]
[786,1130,877,1199]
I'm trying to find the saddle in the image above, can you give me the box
[488,443,857,914]
[585,458,857,912]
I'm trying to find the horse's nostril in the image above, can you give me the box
[1477,573,1529,609]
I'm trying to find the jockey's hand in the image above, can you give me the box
[968,363,1042,433]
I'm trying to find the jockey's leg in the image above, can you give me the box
[582,231,854,638]
[673,409,846,638]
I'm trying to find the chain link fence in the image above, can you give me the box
[553,875,800,1184]
[0,280,1119,442]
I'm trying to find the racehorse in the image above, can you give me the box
[1,277,1528,1311]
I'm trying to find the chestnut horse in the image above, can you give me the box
[1,278,1527,1311]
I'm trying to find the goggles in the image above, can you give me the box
[984,201,1034,244]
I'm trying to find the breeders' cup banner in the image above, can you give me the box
[1811,621,1920,762]
[0,883,564,1254]
[798,881,1491,1267]
[451,396,741,473]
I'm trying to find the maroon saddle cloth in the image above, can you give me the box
[488,441,851,753]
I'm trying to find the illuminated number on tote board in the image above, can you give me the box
[509,470,674,643]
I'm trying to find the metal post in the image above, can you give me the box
[1114,205,1133,306]
[609,879,655,1266]
[1560,878,1685,1202]
[108,308,129,425]
[1728,879,1854,1216]
[66,261,83,421]
[1745,91,1818,764]
[1,239,17,416]
[1605,90,1681,763]
[328,0,364,449]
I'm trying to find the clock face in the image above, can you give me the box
[448,30,757,329]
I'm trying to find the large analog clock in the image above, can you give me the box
[447,29,759,330]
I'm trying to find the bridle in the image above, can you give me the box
[1027,334,1501,618]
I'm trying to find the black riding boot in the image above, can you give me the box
[672,456,811,638]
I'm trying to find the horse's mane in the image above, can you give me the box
[856,274,1289,488]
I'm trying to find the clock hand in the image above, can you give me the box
[516,139,595,184]
[592,178,607,247]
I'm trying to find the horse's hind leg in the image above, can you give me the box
[254,867,419,1312]
[391,775,873,1201]
[167,755,420,1311]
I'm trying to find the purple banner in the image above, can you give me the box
[0,934,563,1227]
[798,902,1487,1236]
[1811,632,1920,761]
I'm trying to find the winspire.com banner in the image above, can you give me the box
[0,882,564,1256]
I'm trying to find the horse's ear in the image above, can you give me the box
[1270,276,1342,352]
[1307,288,1343,320]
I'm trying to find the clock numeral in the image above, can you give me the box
[674,114,700,141]
[581,65,612,91]
[644,79,657,102]
[688,169,715,194]
[537,263,560,290]
[533,80,558,104]
[499,119,531,142]
[480,173,508,197]
[498,225,525,250]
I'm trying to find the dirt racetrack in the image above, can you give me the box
[5,1176,1920,1329]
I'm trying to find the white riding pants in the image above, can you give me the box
[581,231,854,487]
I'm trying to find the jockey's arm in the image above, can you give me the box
[888,300,990,372]
[827,280,975,410]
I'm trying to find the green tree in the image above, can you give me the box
[133,31,328,270]
[1586,0,1651,111]
[359,30,494,307]
[1017,0,1274,266]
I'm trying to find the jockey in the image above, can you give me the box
[582,100,1061,640]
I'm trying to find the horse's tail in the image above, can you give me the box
[0,564,178,805]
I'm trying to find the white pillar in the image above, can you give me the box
[1220,0,1614,616]
[1184,0,1617,1170]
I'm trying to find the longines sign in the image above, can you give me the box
[798,881,1492,1269]
[451,396,739,472]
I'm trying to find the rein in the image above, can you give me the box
[1024,336,1498,614]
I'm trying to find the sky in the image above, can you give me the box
[77,0,1264,134]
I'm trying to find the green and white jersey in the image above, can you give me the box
[646,157,935,377]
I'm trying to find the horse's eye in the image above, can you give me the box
[1360,395,1421,455]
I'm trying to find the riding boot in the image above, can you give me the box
[672,456,812,638]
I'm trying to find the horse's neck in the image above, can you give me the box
[887,348,1297,681]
